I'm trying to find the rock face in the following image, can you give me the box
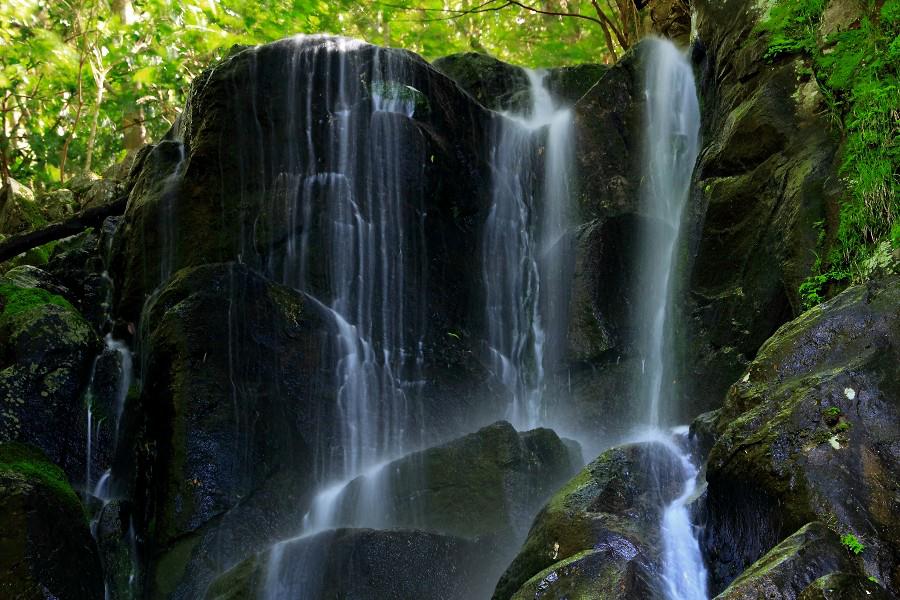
[798,573,892,600]
[332,421,579,541]
[0,443,104,599]
[433,52,532,112]
[684,0,845,414]
[205,528,488,600]
[0,179,45,235]
[493,440,687,600]
[0,281,99,482]
[702,276,900,593]
[713,523,862,600]
[123,262,327,599]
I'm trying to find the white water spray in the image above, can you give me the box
[636,38,706,600]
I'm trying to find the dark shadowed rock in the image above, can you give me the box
[125,262,328,599]
[433,52,532,112]
[703,277,900,593]
[0,443,104,599]
[714,523,862,600]
[205,528,488,600]
[798,573,892,600]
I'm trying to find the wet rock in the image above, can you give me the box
[126,262,329,599]
[714,522,862,600]
[0,265,72,301]
[0,283,99,481]
[94,499,138,600]
[333,421,579,542]
[703,277,900,593]
[798,573,892,600]
[0,442,104,599]
[685,0,845,414]
[546,63,609,105]
[433,52,532,112]
[493,440,686,600]
[205,528,488,600]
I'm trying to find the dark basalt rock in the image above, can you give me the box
[702,276,900,594]
[433,52,532,112]
[713,522,862,600]
[493,440,688,600]
[124,262,328,599]
[205,528,488,600]
[0,443,104,599]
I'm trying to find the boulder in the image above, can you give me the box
[123,262,332,599]
[702,277,900,593]
[493,440,687,600]
[0,283,99,482]
[205,528,488,600]
[798,573,892,600]
[433,52,532,112]
[714,522,862,600]
[330,421,579,542]
[0,442,104,599]
[0,179,45,235]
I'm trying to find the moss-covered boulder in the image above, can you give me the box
[332,421,579,542]
[798,573,892,600]
[714,523,861,600]
[125,262,330,599]
[0,443,103,599]
[493,441,687,600]
[0,179,45,235]
[205,528,487,600]
[702,277,900,593]
[0,283,99,481]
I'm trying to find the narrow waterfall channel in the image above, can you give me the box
[483,68,574,432]
[636,39,707,600]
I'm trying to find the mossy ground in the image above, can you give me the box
[757,0,899,308]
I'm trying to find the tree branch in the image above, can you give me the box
[0,194,127,264]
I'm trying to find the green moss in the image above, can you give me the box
[758,1,900,303]
[0,283,74,323]
[0,442,83,518]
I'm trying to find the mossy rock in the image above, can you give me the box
[704,277,900,593]
[432,52,531,112]
[0,179,46,235]
[798,573,892,600]
[0,442,103,599]
[493,440,686,600]
[331,421,579,541]
[0,283,99,481]
[714,522,861,600]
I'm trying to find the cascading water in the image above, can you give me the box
[258,37,428,597]
[483,68,574,431]
[635,38,706,600]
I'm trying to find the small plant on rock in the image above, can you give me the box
[841,533,865,554]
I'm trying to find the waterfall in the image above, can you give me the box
[635,38,706,600]
[260,37,428,597]
[483,69,574,431]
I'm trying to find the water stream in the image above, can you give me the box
[636,38,707,600]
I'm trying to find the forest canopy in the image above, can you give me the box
[1,0,645,190]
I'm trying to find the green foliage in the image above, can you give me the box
[841,533,865,554]
[0,283,74,322]
[2,1,624,192]
[761,0,899,305]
